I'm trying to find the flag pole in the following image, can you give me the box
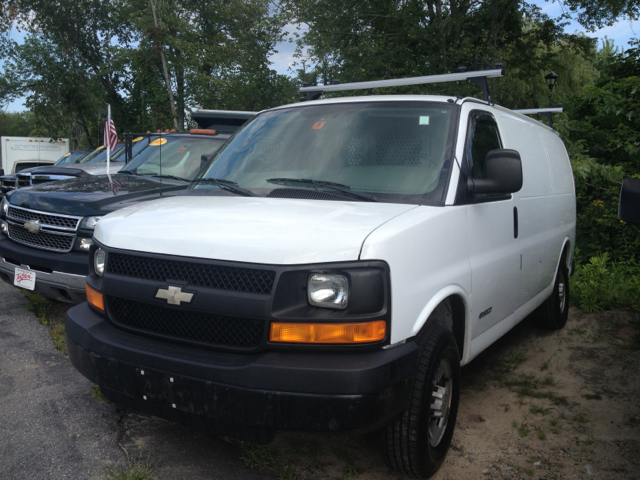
[106,104,111,177]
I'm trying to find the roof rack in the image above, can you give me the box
[299,68,505,102]
[513,107,563,129]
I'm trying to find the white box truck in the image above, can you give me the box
[0,137,70,175]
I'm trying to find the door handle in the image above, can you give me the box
[513,206,519,239]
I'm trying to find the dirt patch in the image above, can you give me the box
[218,308,640,480]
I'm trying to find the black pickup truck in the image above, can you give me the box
[0,127,238,303]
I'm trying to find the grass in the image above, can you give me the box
[238,443,277,471]
[537,428,547,440]
[103,458,156,480]
[502,373,568,405]
[529,404,553,415]
[582,393,603,400]
[512,420,531,438]
[91,385,108,402]
[22,291,68,355]
[516,465,535,476]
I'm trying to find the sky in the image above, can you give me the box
[2,1,638,113]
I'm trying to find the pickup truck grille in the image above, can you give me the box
[7,222,76,252]
[6,206,81,252]
[107,253,276,295]
[107,296,265,348]
[7,206,81,230]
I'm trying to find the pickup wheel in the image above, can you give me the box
[382,324,460,478]
[534,261,569,330]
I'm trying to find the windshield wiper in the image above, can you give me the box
[191,178,256,197]
[118,170,138,176]
[145,174,191,182]
[266,178,377,202]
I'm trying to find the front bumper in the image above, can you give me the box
[0,236,88,303]
[66,303,417,443]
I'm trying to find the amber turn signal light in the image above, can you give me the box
[189,129,217,135]
[86,283,104,311]
[270,321,386,344]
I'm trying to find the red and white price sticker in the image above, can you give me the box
[14,267,36,291]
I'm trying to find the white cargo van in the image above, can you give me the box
[66,70,575,478]
[0,136,70,174]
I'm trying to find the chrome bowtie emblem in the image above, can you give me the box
[24,220,41,234]
[155,286,194,306]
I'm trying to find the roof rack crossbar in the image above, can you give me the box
[513,107,563,115]
[299,68,505,102]
[513,107,563,130]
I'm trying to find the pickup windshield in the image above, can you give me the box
[122,136,227,181]
[195,101,458,204]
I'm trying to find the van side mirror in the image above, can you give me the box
[0,169,4,176]
[619,178,640,224]
[468,149,523,195]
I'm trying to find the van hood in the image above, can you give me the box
[95,196,417,264]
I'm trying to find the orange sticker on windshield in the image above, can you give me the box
[177,147,186,153]
[311,121,325,130]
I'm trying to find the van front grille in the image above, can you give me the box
[107,253,276,295]
[107,296,265,349]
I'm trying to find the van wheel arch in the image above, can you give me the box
[421,296,465,360]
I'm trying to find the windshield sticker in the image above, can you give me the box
[178,147,186,153]
[419,116,430,125]
[150,138,168,146]
[132,136,144,142]
[63,153,71,156]
[311,121,325,130]
[97,146,105,150]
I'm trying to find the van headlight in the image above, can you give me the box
[94,249,106,277]
[308,274,348,309]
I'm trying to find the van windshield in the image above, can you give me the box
[195,101,458,204]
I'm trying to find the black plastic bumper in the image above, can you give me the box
[0,235,89,276]
[66,303,417,443]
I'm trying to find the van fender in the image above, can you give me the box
[410,285,471,363]
[551,236,572,286]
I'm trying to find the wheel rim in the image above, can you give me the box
[558,271,566,313]
[429,358,453,447]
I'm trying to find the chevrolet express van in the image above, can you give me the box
[66,71,575,478]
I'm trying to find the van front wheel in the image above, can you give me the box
[382,325,460,478]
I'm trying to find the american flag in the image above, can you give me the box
[104,104,118,151]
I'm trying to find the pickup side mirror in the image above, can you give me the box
[619,178,640,225]
[201,154,214,169]
[468,149,523,195]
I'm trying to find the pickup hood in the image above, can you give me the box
[95,196,417,264]
[7,174,187,217]
[74,162,125,175]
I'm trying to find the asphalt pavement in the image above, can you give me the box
[0,280,272,480]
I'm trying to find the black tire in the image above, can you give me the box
[382,324,460,478]
[534,261,569,330]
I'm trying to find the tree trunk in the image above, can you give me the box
[150,0,180,131]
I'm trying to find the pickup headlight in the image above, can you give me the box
[94,249,106,277]
[82,216,102,229]
[308,274,348,309]
[1,197,8,216]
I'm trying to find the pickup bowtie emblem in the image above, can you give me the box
[24,220,41,234]
[155,286,194,305]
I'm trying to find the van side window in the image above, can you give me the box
[466,112,502,179]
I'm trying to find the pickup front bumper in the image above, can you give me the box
[66,303,418,444]
[0,236,87,303]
